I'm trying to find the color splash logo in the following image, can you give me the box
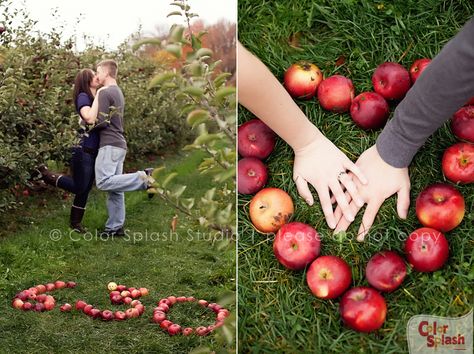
[407,310,473,353]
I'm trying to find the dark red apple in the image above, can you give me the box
[442,142,474,184]
[451,106,474,143]
[350,92,389,130]
[416,183,465,232]
[36,294,47,303]
[372,62,411,100]
[238,119,276,159]
[284,62,323,99]
[22,302,33,311]
[60,303,72,312]
[365,251,406,292]
[306,255,352,299]
[249,187,294,233]
[405,227,449,272]
[159,320,173,329]
[114,311,126,321]
[340,287,387,332]
[168,324,182,336]
[66,281,76,288]
[75,300,87,311]
[111,295,123,305]
[238,157,268,194]
[153,311,167,323]
[317,75,354,112]
[44,300,55,311]
[116,284,127,292]
[83,304,93,315]
[0,25,6,35]
[90,308,101,319]
[33,303,45,312]
[409,58,431,83]
[273,222,320,270]
[101,310,114,321]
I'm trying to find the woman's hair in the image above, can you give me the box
[73,68,95,111]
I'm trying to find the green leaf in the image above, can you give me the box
[162,172,178,188]
[169,25,185,43]
[190,33,201,50]
[131,38,161,51]
[213,72,232,88]
[195,48,213,59]
[171,185,187,199]
[148,72,176,89]
[214,167,236,182]
[182,86,204,98]
[186,109,210,128]
[165,43,182,58]
[181,198,195,210]
[169,2,185,10]
[214,86,236,103]
[167,11,182,17]
[194,133,224,146]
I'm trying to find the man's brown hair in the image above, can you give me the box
[97,59,118,78]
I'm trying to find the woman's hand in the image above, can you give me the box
[334,145,410,241]
[293,135,367,229]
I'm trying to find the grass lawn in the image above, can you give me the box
[238,1,473,352]
[0,150,235,353]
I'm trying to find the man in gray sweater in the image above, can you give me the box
[334,18,474,241]
[94,59,154,236]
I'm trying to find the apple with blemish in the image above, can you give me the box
[306,255,352,299]
[284,62,323,99]
[365,251,406,292]
[249,187,294,233]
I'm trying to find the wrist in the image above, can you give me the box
[291,124,324,152]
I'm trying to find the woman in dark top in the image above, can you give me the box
[37,69,101,233]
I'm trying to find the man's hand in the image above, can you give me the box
[333,145,410,241]
[293,135,368,229]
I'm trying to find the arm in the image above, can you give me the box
[92,88,111,130]
[335,18,474,240]
[79,89,105,124]
[238,41,367,229]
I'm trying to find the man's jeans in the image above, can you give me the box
[95,145,148,231]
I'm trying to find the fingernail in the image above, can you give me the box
[329,221,336,229]
[357,199,364,207]
[306,199,313,206]
[347,213,354,222]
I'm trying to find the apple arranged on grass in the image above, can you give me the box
[238,119,276,159]
[249,187,294,233]
[306,255,352,299]
[365,251,406,292]
[350,92,389,130]
[409,58,431,83]
[415,183,465,232]
[339,287,387,333]
[405,227,449,272]
[442,142,474,184]
[284,62,323,99]
[273,222,320,270]
[238,157,268,194]
[451,106,474,143]
[372,62,411,100]
[317,75,354,113]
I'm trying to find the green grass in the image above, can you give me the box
[238,1,474,352]
[0,150,235,353]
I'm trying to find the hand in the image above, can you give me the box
[334,145,410,241]
[293,135,368,229]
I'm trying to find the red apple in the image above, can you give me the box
[158,298,171,306]
[109,290,120,298]
[442,142,474,184]
[123,297,133,305]
[340,287,387,332]
[160,320,173,329]
[306,256,352,299]
[60,303,72,312]
[176,296,187,302]
[365,251,406,292]
[116,284,127,292]
[405,227,449,272]
[120,290,131,298]
[195,326,209,336]
[249,187,294,233]
[36,294,47,303]
[131,300,141,307]
[409,58,431,83]
[153,311,167,323]
[273,222,320,270]
[372,62,411,100]
[101,310,114,321]
[28,287,38,295]
[238,157,268,195]
[75,300,87,311]
[111,295,123,305]
[114,311,126,321]
[167,296,177,305]
[22,302,33,311]
[451,106,474,143]
[317,75,354,112]
[168,324,182,336]
[465,97,474,106]
[33,303,45,312]
[12,298,24,309]
[350,92,389,130]
[16,291,30,302]
[130,289,141,298]
[125,308,140,319]
[158,303,170,312]
[186,296,195,302]
[44,301,55,311]
[54,280,66,289]
[135,304,145,315]
[198,299,208,307]
[66,281,76,288]
[284,62,323,99]
[83,304,93,315]
[139,288,149,296]
[416,183,465,232]
[238,119,276,159]
[90,308,101,319]
[183,327,193,336]
[45,283,55,292]
[35,284,46,294]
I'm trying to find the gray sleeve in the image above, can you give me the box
[376,17,474,168]
[95,89,111,130]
